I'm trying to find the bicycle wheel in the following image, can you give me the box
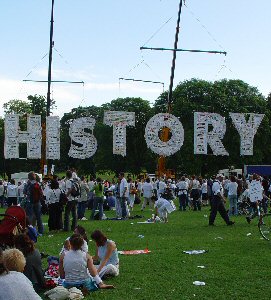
[258,214,271,241]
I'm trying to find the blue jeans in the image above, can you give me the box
[25,201,44,234]
[63,278,98,292]
[91,197,104,220]
[64,200,77,231]
[120,197,128,218]
[77,201,87,219]
[228,195,238,216]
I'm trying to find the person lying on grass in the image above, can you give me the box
[59,234,114,292]
[60,225,89,255]
[91,229,119,279]
[0,248,42,300]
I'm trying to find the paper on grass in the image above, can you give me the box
[183,250,208,255]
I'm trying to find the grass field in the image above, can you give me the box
[2,203,271,300]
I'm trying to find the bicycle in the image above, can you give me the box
[257,202,271,241]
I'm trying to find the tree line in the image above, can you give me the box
[1,78,271,178]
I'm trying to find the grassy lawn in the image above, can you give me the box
[2,203,271,299]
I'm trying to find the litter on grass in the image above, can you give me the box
[183,250,208,255]
[118,249,151,255]
[193,281,206,286]
[215,237,223,240]
[137,221,155,224]
[247,233,252,236]
[138,235,144,238]
[197,266,206,269]
[204,215,208,218]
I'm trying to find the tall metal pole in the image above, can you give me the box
[167,0,183,113]
[47,0,54,117]
[158,0,183,178]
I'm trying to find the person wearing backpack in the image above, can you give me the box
[64,170,80,232]
[23,172,44,236]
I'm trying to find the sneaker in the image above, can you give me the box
[246,217,251,224]
[227,221,235,226]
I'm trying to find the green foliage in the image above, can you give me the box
[154,79,270,175]
[1,80,271,176]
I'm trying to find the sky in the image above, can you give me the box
[0,0,270,117]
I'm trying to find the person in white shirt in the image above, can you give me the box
[0,248,42,300]
[201,179,208,206]
[119,172,129,218]
[158,179,166,196]
[64,170,79,232]
[17,181,25,205]
[87,176,95,209]
[141,178,153,211]
[0,180,5,208]
[128,179,135,211]
[77,176,90,220]
[176,177,188,211]
[154,195,176,223]
[46,179,63,231]
[227,175,238,216]
[209,175,235,226]
[246,174,264,223]
[7,179,18,207]
[190,176,201,211]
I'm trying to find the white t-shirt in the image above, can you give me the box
[120,178,129,198]
[64,179,76,201]
[201,182,207,194]
[249,180,263,202]
[0,185,4,196]
[88,181,95,191]
[142,182,153,198]
[212,181,223,196]
[158,181,166,194]
[228,182,238,196]
[7,184,18,197]
[60,238,88,256]
[191,179,200,190]
[17,184,25,197]
[46,188,61,204]
[0,271,42,300]
[176,181,188,195]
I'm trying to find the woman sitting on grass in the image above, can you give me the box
[60,225,89,255]
[14,233,46,292]
[59,234,114,292]
[0,248,42,299]
[91,230,119,279]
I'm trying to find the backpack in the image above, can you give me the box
[70,180,81,198]
[30,182,43,204]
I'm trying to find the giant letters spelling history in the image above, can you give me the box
[3,111,264,159]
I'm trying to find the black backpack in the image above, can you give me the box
[70,180,81,198]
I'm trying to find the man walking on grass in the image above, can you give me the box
[209,174,235,226]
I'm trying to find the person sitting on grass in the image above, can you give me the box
[0,248,42,300]
[91,230,119,279]
[14,233,46,292]
[59,234,114,292]
[60,225,89,255]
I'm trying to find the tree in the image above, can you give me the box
[154,79,270,175]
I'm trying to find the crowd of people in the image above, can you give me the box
[0,169,270,298]
[1,170,270,228]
